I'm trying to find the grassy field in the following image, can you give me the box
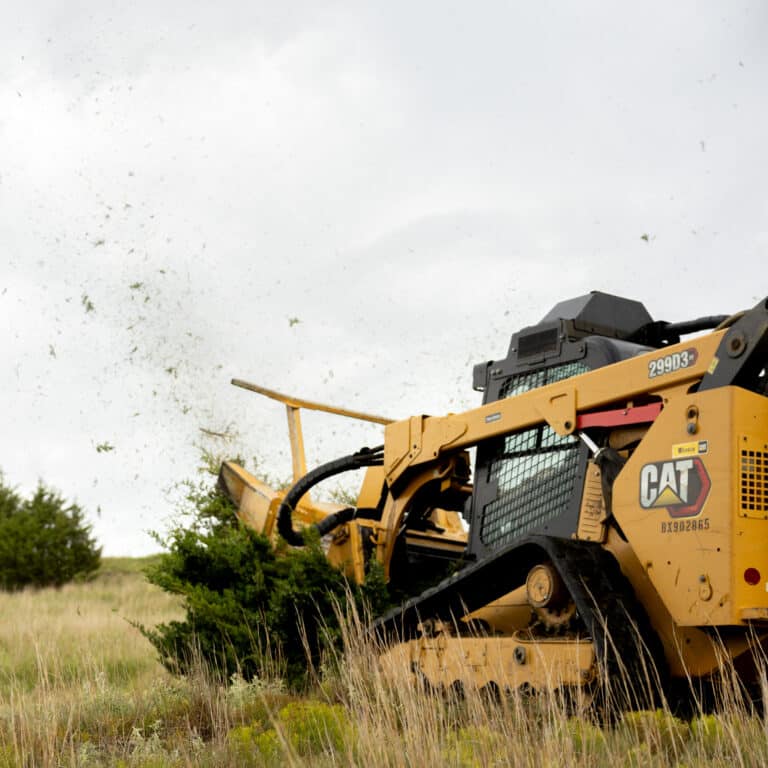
[0,558,767,766]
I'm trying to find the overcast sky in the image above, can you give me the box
[1,1,766,555]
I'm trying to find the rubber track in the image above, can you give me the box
[373,534,668,710]
[546,537,669,711]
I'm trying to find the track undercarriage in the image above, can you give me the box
[373,535,666,711]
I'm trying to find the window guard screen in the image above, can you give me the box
[480,362,588,549]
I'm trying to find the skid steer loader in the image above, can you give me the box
[219,291,768,707]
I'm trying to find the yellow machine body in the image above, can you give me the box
[220,293,768,702]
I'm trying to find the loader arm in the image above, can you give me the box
[383,331,724,485]
[383,295,768,484]
[377,329,721,571]
[378,297,768,579]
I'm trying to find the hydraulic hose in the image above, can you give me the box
[277,445,384,546]
[631,315,731,346]
[665,315,730,336]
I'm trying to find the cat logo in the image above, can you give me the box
[639,457,711,518]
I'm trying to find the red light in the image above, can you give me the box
[744,568,761,586]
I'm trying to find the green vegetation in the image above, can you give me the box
[0,560,766,765]
[0,468,764,765]
[142,480,389,689]
[0,479,101,590]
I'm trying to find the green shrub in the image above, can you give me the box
[276,700,353,756]
[0,477,101,590]
[442,725,507,767]
[563,717,607,755]
[143,478,390,689]
[690,713,725,755]
[231,700,354,762]
[619,709,689,757]
[253,728,282,764]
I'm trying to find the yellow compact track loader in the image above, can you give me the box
[219,291,768,708]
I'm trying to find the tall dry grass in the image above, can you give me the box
[0,557,179,695]
[0,560,767,766]
[313,598,768,768]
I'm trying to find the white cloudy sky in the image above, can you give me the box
[1,1,766,555]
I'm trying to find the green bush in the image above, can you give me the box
[143,478,390,689]
[230,700,354,764]
[563,717,607,755]
[0,478,101,590]
[619,709,689,756]
[276,700,354,756]
[690,713,725,755]
[442,725,507,767]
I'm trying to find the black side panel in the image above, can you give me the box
[468,335,651,559]
[469,355,590,559]
[471,427,589,556]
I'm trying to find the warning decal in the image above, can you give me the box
[671,440,709,458]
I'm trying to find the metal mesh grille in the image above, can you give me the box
[480,362,588,549]
[481,447,580,548]
[498,361,587,400]
[741,450,768,516]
